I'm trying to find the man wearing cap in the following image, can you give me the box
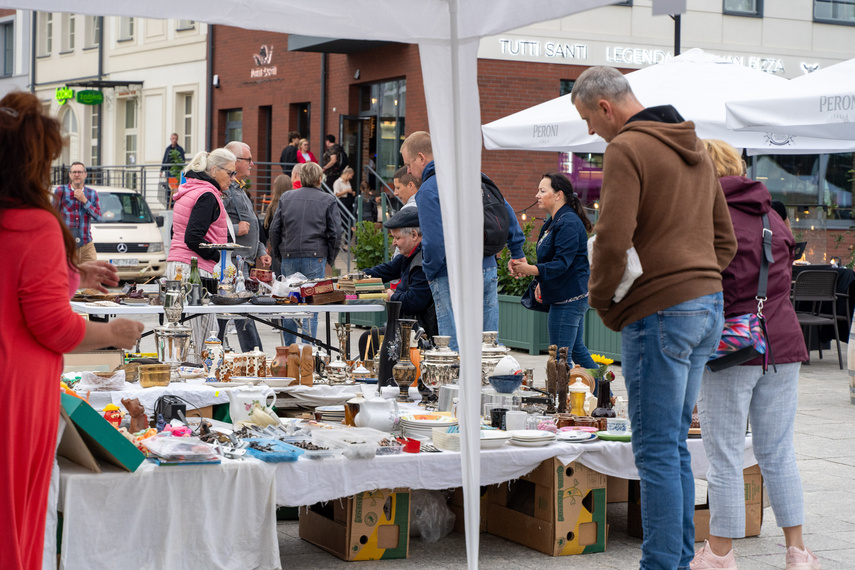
[363,207,437,338]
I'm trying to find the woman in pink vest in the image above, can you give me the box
[167,148,237,352]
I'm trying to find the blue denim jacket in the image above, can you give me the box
[534,204,590,305]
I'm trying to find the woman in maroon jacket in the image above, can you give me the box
[691,140,819,570]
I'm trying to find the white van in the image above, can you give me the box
[90,186,166,280]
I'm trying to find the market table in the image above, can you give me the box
[273,436,756,507]
[56,456,280,570]
[70,301,385,354]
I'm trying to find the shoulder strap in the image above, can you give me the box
[757,213,773,300]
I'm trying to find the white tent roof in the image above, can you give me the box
[726,58,855,141]
[482,48,855,155]
[16,1,646,567]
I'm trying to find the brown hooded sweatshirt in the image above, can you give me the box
[589,105,737,331]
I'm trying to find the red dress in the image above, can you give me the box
[0,208,86,570]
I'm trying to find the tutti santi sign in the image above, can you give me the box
[77,90,104,105]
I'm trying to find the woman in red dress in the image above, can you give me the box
[0,92,144,570]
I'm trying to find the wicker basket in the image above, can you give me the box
[139,364,171,388]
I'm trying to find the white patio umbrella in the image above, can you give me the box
[17,1,635,567]
[726,58,855,141]
[482,48,855,155]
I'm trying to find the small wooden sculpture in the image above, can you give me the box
[556,347,570,414]
[300,345,314,386]
[121,397,150,433]
[546,345,558,413]
[286,343,301,380]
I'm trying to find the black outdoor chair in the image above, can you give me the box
[791,270,843,369]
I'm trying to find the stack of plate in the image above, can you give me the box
[399,413,457,440]
[480,430,511,449]
[508,430,556,447]
[556,430,598,443]
[314,405,345,423]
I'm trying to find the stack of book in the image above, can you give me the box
[338,276,356,295]
[355,278,386,300]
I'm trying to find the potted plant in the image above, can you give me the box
[496,220,550,355]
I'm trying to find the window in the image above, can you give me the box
[118,17,134,41]
[84,16,101,49]
[61,13,75,52]
[225,109,243,144]
[176,19,195,31]
[724,0,763,16]
[814,0,855,24]
[60,107,79,166]
[560,80,575,96]
[38,12,53,56]
[89,105,100,166]
[179,93,193,153]
[1,22,12,77]
[359,80,406,180]
[124,98,138,165]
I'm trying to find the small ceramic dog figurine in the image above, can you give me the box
[122,397,150,433]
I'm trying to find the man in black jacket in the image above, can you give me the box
[364,207,437,338]
[279,131,301,174]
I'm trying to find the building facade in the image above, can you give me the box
[33,13,207,206]
[0,9,32,97]
[210,1,855,263]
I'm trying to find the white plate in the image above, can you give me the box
[507,430,555,440]
[510,438,554,448]
[256,378,297,387]
[480,437,509,449]
[201,381,256,388]
[557,432,598,443]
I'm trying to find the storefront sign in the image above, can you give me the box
[76,90,104,105]
[250,44,278,78]
[55,86,74,105]
[499,39,589,61]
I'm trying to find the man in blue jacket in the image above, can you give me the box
[400,131,525,351]
[364,207,437,338]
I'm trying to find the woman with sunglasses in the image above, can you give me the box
[167,148,237,351]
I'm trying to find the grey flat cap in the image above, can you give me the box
[383,206,420,230]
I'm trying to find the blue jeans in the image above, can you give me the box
[280,257,326,345]
[429,266,498,352]
[621,292,724,570]
[698,362,804,537]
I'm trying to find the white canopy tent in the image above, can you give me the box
[726,58,855,141]
[15,0,654,567]
[482,48,855,155]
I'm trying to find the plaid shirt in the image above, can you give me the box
[54,185,101,246]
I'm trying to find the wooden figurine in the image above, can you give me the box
[300,345,314,386]
[286,343,301,379]
[557,346,570,414]
[546,345,558,413]
[121,397,150,433]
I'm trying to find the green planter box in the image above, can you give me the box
[583,307,622,363]
[338,307,387,329]
[497,294,551,355]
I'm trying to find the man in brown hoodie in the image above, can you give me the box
[572,66,736,570]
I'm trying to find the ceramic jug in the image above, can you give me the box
[227,385,277,425]
[354,397,399,431]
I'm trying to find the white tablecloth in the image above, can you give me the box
[274,436,755,507]
[57,456,280,570]
[82,380,231,415]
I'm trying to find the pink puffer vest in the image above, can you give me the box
[168,178,228,273]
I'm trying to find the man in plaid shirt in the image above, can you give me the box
[54,162,101,263]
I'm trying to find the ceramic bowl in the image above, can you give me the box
[488,374,523,394]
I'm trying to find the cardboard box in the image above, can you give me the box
[299,488,410,561]
[486,459,607,556]
[62,349,124,373]
[300,279,335,297]
[607,476,629,503]
[57,393,146,473]
[448,487,488,534]
[627,465,763,542]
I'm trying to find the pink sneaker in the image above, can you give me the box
[690,540,737,570]
[786,546,821,570]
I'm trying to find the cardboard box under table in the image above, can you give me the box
[627,465,763,542]
[486,458,607,556]
[299,488,411,561]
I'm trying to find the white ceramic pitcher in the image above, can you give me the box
[227,385,277,424]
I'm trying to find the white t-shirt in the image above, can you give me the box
[334,178,352,197]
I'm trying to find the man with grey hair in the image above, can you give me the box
[572,66,736,570]
[220,140,271,351]
[363,207,436,338]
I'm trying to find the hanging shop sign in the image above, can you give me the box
[250,44,278,78]
[76,90,104,105]
[55,86,75,105]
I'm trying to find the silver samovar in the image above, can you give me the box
[480,331,509,386]
[421,335,460,397]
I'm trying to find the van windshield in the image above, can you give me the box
[96,192,154,224]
